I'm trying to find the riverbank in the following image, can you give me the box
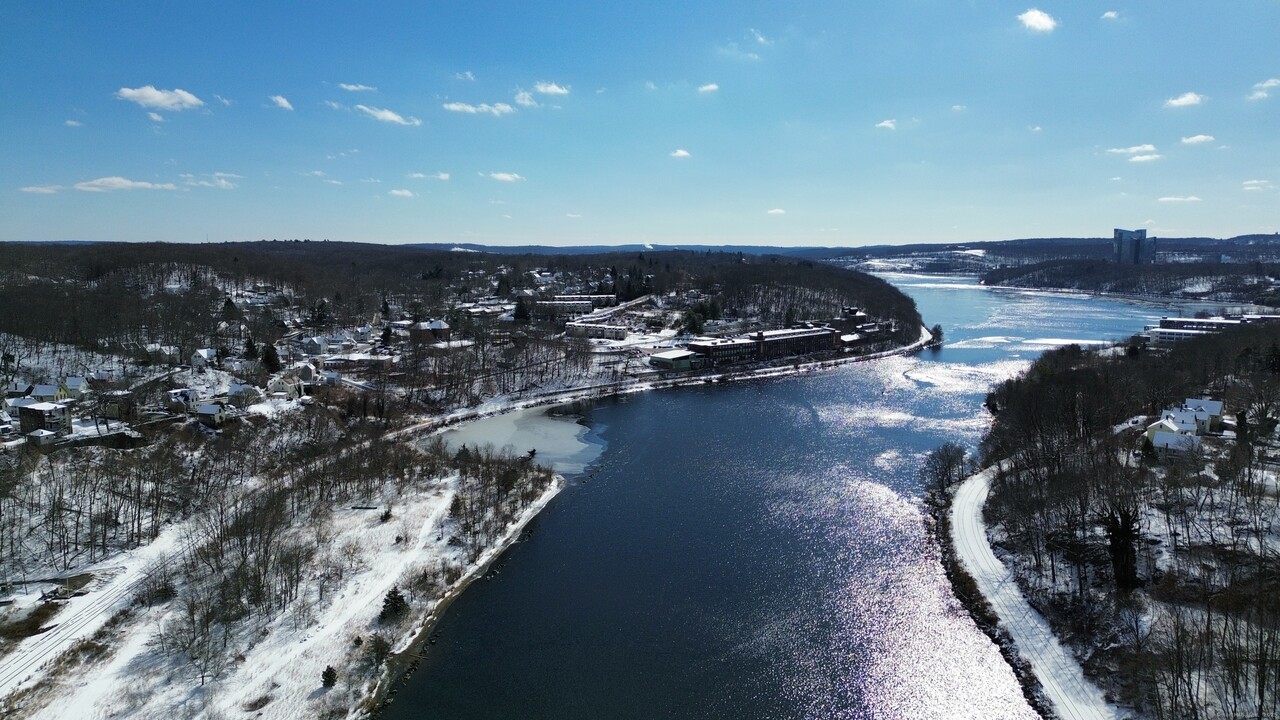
[364,329,934,717]
[361,476,564,719]
[948,466,1117,720]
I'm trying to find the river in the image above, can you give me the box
[387,276,1221,719]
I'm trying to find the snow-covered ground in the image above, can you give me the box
[951,466,1118,720]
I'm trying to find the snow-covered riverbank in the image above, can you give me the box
[950,466,1117,720]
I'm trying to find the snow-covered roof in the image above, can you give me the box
[1184,398,1223,416]
[651,349,696,361]
[1152,431,1201,452]
[25,402,66,412]
[28,429,57,438]
[196,404,223,415]
[194,348,217,360]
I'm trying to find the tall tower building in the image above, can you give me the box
[1113,228,1155,264]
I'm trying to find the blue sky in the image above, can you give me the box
[2,2,1277,246]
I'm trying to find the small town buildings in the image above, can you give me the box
[689,336,758,364]
[196,403,228,428]
[167,388,199,412]
[1151,431,1201,454]
[553,294,617,308]
[565,321,628,340]
[27,428,59,446]
[267,375,304,400]
[409,320,451,343]
[192,348,218,369]
[18,402,71,434]
[5,381,33,398]
[301,336,329,356]
[62,377,89,399]
[30,384,62,402]
[101,390,135,420]
[649,349,699,371]
[535,300,594,318]
[1184,398,1223,430]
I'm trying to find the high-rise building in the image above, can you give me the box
[1114,228,1156,264]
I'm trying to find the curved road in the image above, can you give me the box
[950,467,1117,720]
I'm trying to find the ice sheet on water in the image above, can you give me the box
[438,406,604,475]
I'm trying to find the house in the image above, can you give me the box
[222,357,256,374]
[1146,415,1196,441]
[145,344,180,364]
[409,320,451,344]
[196,403,228,428]
[0,410,14,435]
[62,376,89,400]
[301,336,329,356]
[4,381,33,398]
[319,369,342,386]
[1152,430,1202,454]
[267,376,304,400]
[354,325,373,342]
[101,390,135,421]
[30,384,63,402]
[1184,398,1224,430]
[27,428,59,446]
[191,348,218,369]
[18,402,71,434]
[167,388,199,412]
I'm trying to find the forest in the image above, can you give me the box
[974,325,1280,719]
[981,258,1280,305]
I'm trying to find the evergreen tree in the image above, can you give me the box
[243,337,258,360]
[379,586,409,622]
[321,665,337,688]
[261,343,282,372]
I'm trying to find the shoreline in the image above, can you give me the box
[362,475,565,719]
[947,466,1117,720]
[362,329,932,716]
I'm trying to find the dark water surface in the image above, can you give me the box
[385,277,1207,719]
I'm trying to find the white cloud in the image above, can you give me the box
[433,172,450,180]
[115,86,204,111]
[670,149,691,158]
[1107,144,1156,154]
[534,81,570,95]
[324,100,346,110]
[1248,78,1280,101]
[1101,11,1119,20]
[456,71,476,81]
[214,94,233,106]
[360,178,381,183]
[1110,176,1123,181]
[749,28,771,46]
[181,172,240,190]
[566,213,582,219]
[65,119,83,127]
[767,208,786,215]
[1181,134,1214,144]
[1029,125,1043,132]
[487,172,524,182]
[442,101,514,116]
[354,105,422,125]
[408,172,426,179]
[20,185,61,194]
[698,83,720,93]
[74,176,177,192]
[339,83,376,92]
[644,81,657,91]
[1164,92,1205,108]
[1129,154,1163,162]
[514,90,537,107]
[1243,179,1273,191]
[270,95,293,111]
[1018,9,1057,32]
[1158,195,1201,202]
[875,119,896,130]
[717,43,760,61]
[389,189,414,197]
[148,112,165,122]
[307,170,326,177]
[951,104,966,112]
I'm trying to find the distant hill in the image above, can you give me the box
[403,242,845,258]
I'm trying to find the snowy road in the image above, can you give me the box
[950,466,1117,720]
